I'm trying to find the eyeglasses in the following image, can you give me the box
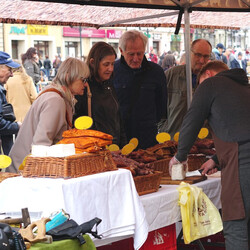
[191,50,210,60]
[81,77,88,84]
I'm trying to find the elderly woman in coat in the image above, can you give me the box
[8,57,90,172]
[5,61,38,122]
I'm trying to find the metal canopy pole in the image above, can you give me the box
[184,7,192,108]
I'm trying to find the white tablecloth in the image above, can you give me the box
[0,169,148,250]
[140,177,221,232]
[0,169,221,248]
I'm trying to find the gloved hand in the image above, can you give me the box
[169,155,188,176]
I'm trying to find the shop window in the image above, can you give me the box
[65,42,77,58]
[34,41,49,60]
[11,40,18,59]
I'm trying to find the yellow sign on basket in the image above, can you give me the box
[108,144,120,152]
[129,138,138,150]
[156,132,171,143]
[198,128,209,139]
[173,132,180,142]
[0,155,12,169]
[74,116,93,130]
[121,143,134,155]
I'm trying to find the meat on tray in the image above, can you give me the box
[194,139,214,149]
[111,151,154,176]
[198,148,216,155]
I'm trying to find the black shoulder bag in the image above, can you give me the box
[2,103,16,122]
[47,217,102,245]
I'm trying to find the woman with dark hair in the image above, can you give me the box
[21,47,40,90]
[74,42,127,148]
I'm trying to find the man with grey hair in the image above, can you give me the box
[159,39,212,138]
[113,30,166,149]
[0,51,21,155]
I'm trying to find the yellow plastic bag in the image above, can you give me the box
[178,182,223,244]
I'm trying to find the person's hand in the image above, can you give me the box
[169,156,188,176]
[17,121,22,128]
[199,158,218,175]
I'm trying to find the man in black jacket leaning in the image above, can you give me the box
[113,30,166,149]
[169,60,250,250]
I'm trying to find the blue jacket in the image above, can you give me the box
[113,56,167,149]
[230,58,247,72]
[0,84,19,154]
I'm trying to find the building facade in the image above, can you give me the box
[2,23,249,63]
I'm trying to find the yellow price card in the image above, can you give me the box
[173,132,180,142]
[108,144,120,152]
[0,155,12,169]
[156,132,171,143]
[121,143,134,155]
[74,116,93,130]
[129,138,138,150]
[198,128,209,139]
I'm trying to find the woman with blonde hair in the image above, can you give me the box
[8,57,90,172]
[5,61,37,122]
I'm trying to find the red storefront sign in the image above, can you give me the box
[107,29,123,39]
[63,27,106,38]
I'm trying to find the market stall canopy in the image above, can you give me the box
[24,0,250,11]
[0,0,249,29]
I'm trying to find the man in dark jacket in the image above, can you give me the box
[113,30,166,149]
[169,61,250,249]
[43,55,51,80]
[212,43,227,64]
[0,51,21,155]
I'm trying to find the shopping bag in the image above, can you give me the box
[178,182,223,244]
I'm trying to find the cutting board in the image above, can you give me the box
[161,175,207,185]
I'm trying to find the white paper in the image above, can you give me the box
[31,144,75,157]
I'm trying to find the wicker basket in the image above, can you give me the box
[149,157,171,177]
[0,172,20,183]
[187,154,207,171]
[134,171,163,196]
[22,150,117,178]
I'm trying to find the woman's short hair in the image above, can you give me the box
[119,30,148,52]
[53,57,89,87]
[86,42,116,81]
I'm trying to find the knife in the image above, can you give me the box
[185,169,203,177]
